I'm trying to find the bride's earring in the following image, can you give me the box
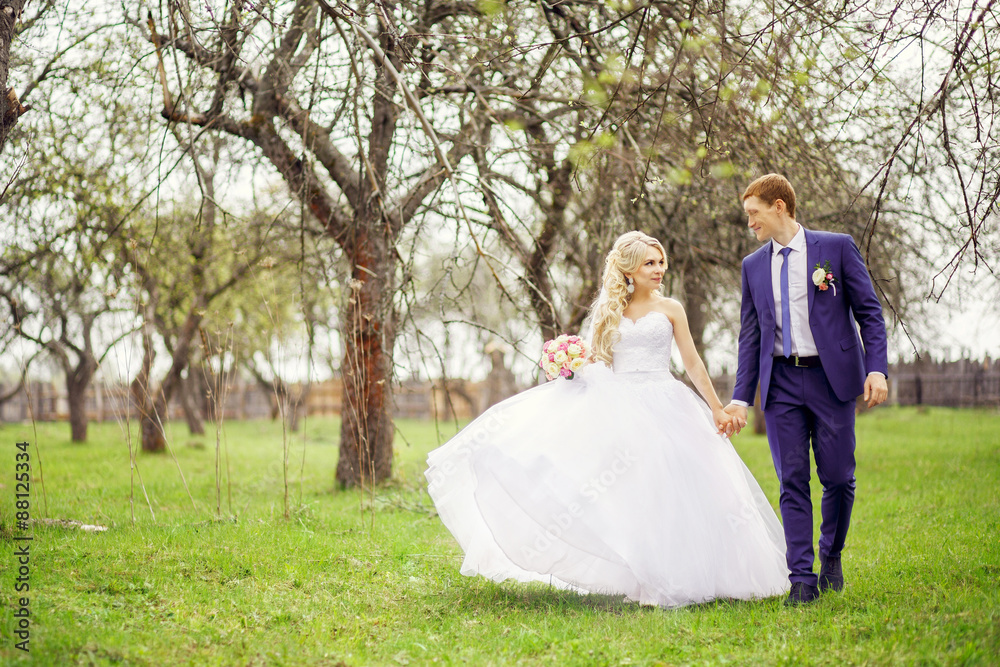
[625,277,635,294]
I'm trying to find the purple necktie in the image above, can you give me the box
[779,246,793,357]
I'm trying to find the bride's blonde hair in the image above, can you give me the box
[587,231,667,366]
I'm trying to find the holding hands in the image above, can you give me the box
[722,373,886,436]
[713,404,746,438]
[723,403,749,436]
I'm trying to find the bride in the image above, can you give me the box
[425,231,789,607]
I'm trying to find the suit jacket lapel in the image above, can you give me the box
[806,228,819,315]
[760,245,775,321]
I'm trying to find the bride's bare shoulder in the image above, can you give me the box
[653,296,685,320]
[653,295,684,315]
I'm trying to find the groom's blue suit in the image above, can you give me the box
[733,229,888,586]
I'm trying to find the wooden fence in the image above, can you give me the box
[889,357,1000,408]
[713,356,999,408]
[0,376,497,424]
[1,357,995,425]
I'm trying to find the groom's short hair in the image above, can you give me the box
[743,174,796,217]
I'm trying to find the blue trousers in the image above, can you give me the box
[764,362,857,586]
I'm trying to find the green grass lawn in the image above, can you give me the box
[0,407,998,666]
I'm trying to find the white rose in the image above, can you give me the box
[554,350,569,364]
[545,362,561,377]
[569,357,587,372]
[812,267,827,286]
[567,343,582,357]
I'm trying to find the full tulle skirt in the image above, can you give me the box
[425,363,790,608]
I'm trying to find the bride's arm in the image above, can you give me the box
[663,300,734,435]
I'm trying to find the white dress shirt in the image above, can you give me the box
[771,225,818,357]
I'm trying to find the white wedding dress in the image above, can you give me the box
[425,311,789,607]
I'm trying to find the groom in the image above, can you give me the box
[725,174,888,605]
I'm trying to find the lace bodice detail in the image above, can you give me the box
[612,311,674,373]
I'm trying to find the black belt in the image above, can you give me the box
[774,355,822,368]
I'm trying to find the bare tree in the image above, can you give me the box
[3,0,989,474]
[139,1,503,485]
[0,92,140,442]
[0,249,128,442]
[120,188,267,452]
[427,1,917,356]
[0,0,30,154]
[1,1,84,158]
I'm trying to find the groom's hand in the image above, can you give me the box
[712,407,734,437]
[864,373,888,408]
[724,403,749,435]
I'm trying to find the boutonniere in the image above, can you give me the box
[812,261,837,295]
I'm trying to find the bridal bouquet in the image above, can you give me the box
[539,334,589,380]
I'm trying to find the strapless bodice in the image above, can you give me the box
[612,311,674,373]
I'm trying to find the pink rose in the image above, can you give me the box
[826,273,834,281]
[819,283,828,291]
[549,353,556,362]
[558,342,569,351]
[559,367,572,378]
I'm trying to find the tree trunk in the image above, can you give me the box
[140,395,169,452]
[65,357,97,443]
[66,379,88,442]
[190,368,212,425]
[286,383,310,433]
[180,372,205,435]
[131,310,167,453]
[335,234,395,487]
[131,383,169,453]
[0,0,28,155]
[134,302,204,451]
[683,271,709,359]
[45,314,101,444]
[526,161,572,341]
[269,377,310,433]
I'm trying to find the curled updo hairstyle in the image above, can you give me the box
[587,231,667,366]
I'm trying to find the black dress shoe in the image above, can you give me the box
[784,581,820,606]
[819,555,844,592]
